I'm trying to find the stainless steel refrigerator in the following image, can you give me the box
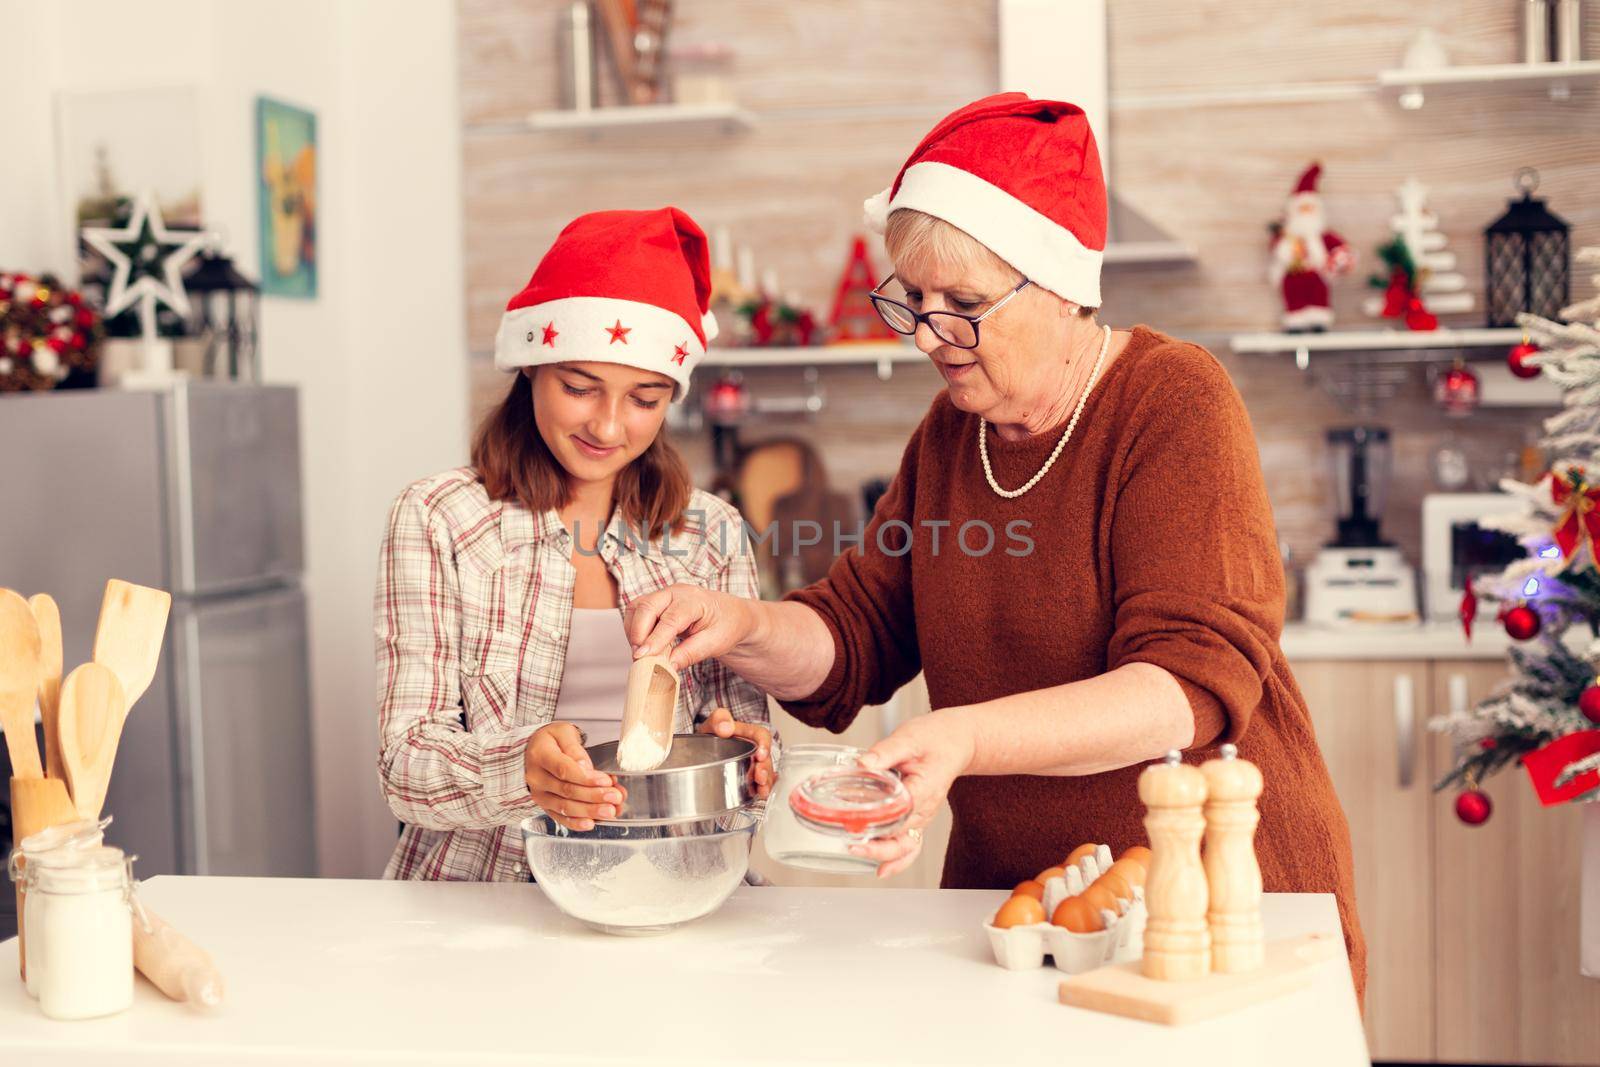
[1,382,316,877]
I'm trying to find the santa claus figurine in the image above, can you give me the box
[1269,163,1355,332]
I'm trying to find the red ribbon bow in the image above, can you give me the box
[1550,468,1600,565]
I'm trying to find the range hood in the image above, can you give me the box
[999,0,1196,268]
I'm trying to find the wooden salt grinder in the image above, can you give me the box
[1139,749,1211,981]
[1201,743,1265,974]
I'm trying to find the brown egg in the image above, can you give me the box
[1093,870,1133,904]
[1080,882,1121,917]
[1065,843,1098,866]
[1120,845,1153,869]
[1013,879,1045,902]
[1105,859,1147,889]
[1051,895,1104,933]
[1036,866,1067,885]
[993,894,1047,928]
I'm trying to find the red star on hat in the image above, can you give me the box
[672,342,689,365]
[606,320,631,344]
[541,323,559,346]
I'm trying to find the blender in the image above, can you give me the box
[1304,426,1419,625]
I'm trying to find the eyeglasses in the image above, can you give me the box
[868,274,1032,350]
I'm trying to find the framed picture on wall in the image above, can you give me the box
[256,96,317,299]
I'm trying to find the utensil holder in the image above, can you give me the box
[9,776,78,983]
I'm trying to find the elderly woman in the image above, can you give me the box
[627,94,1365,998]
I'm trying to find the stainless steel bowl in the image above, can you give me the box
[587,734,758,824]
[521,810,758,935]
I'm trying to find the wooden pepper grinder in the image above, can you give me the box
[1201,743,1265,974]
[1139,749,1210,981]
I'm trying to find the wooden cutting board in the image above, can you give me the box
[1058,933,1343,1025]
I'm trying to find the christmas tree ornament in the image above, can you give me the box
[1508,340,1543,379]
[78,189,206,387]
[1454,788,1492,826]
[1459,573,1477,640]
[1547,466,1600,566]
[1484,168,1570,327]
[1435,360,1479,416]
[1581,684,1600,725]
[1268,163,1355,333]
[1522,729,1600,806]
[1501,603,1541,640]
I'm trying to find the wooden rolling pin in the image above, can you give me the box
[133,905,225,1011]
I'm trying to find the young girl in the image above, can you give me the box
[376,208,772,881]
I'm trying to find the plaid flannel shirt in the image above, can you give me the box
[376,467,768,881]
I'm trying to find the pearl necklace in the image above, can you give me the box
[979,324,1111,500]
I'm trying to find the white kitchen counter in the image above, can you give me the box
[1281,620,1517,661]
[0,877,1368,1066]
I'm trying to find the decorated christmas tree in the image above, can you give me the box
[1432,246,1600,823]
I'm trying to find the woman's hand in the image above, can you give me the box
[624,584,761,671]
[849,709,977,879]
[697,707,774,798]
[524,723,624,832]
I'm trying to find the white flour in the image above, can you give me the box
[615,725,669,771]
[556,848,736,928]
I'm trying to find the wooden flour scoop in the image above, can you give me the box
[617,654,679,771]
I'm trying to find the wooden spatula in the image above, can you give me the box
[57,662,127,821]
[617,654,679,771]
[28,594,64,779]
[92,579,172,714]
[0,588,44,779]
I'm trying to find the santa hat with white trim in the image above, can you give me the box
[863,93,1107,308]
[494,207,718,401]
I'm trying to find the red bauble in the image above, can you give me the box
[1436,364,1479,415]
[1501,604,1540,640]
[1479,737,1498,750]
[1581,684,1600,725]
[1508,343,1542,379]
[1455,789,1492,826]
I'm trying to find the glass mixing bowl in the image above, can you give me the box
[521,810,758,936]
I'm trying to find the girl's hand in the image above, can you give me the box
[849,709,976,879]
[524,723,624,831]
[697,707,774,798]
[624,584,759,671]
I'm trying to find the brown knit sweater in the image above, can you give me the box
[783,326,1366,1000]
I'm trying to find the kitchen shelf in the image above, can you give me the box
[1378,60,1600,106]
[526,102,756,135]
[1229,327,1524,368]
[702,340,922,379]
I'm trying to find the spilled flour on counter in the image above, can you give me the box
[616,724,669,771]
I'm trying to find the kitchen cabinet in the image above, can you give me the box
[1295,660,1435,1060]
[1295,655,1600,1067]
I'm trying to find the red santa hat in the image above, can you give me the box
[493,207,717,400]
[1293,162,1322,195]
[863,93,1107,308]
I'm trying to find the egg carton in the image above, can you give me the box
[982,846,1147,974]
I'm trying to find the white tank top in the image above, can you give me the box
[555,607,635,745]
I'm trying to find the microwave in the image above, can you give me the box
[1421,493,1528,621]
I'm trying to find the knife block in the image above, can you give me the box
[10,776,78,983]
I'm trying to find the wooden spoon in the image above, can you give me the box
[0,588,44,779]
[92,578,172,714]
[28,594,64,779]
[57,662,127,821]
[617,654,679,771]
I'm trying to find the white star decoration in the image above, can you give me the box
[81,190,207,322]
